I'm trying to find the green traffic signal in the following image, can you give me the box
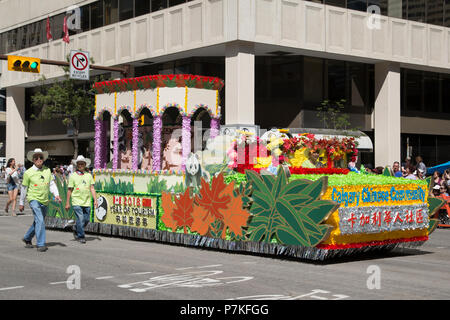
[30,61,39,69]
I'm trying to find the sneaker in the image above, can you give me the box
[36,246,48,252]
[78,238,86,244]
[22,238,33,248]
[73,228,78,240]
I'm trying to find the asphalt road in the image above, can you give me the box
[0,214,449,302]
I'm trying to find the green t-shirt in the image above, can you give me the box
[22,166,53,206]
[68,172,94,207]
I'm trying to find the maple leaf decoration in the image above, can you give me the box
[161,192,178,231]
[172,189,195,233]
[191,206,214,236]
[195,173,232,221]
[221,195,251,238]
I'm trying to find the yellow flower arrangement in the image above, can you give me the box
[254,156,273,168]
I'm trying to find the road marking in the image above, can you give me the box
[0,286,24,291]
[176,264,222,270]
[49,281,70,285]
[95,276,114,280]
[128,272,153,275]
[436,247,445,249]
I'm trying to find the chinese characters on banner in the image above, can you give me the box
[94,193,159,229]
[338,204,429,235]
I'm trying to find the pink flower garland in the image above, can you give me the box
[94,120,102,169]
[112,119,119,169]
[210,118,220,140]
[132,118,139,171]
[152,116,162,171]
[182,116,191,171]
[101,120,108,168]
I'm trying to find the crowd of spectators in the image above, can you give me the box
[362,155,450,198]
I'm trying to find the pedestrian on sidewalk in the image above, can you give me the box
[19,148,62,252]
[65,155,98,244]
[5,158,20,216]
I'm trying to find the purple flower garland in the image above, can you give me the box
[210,117,220,140]
[94,120,102,169]
[182,116,191,171]
[101,120,108,168]
[132,118,139,171]
[152,116,162,171]
[112,119,119,169]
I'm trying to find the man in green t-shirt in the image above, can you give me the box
[19,148,62,252]
[65,155,98,244]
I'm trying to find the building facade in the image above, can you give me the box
[0,0,449,168]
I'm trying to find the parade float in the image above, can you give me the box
[45,74,445,261]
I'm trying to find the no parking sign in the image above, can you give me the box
[69,50,89,80]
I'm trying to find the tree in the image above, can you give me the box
[31,54,106,158]
[316,99,353,131]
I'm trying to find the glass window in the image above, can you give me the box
[81,5,90,32]
[347,0,367,12]
[304,57,324,109]
[437,135,450,165]
[443,75,450,114]
[405,70,422,112]
[327,60,347,102]
[408,0,426,22]
[386,0,403,18]
[119,0,134,21]
[423,72,440,113]
[151,0,168,12]
[426,0,444,26]
[135,0,150,16]
[91,1,104,29]
[0,89,6,112]
[445,0,450,27]
[419,135,437,167]
[105,0,119,25]
[349,62,367,108]
[169,0,186,6]
[51,13,65,40]
[326,0,346,7]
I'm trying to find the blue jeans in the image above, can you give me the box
[72,206,91,239]
[24,200,48,247]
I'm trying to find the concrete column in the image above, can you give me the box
[6,87,25,164]
[225,41,255,125]
[374,62,401,168]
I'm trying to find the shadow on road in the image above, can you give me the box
[46,242,67,248]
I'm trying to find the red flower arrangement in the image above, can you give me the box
[92,74,224,94]
[289,167,350,175]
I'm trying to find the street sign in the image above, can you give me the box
[69,50,89,80]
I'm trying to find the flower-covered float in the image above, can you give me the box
[44,74,445,261]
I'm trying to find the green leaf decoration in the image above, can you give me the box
[185,79,197,87]
[299,176,328,200]
[280,179,311,197]
[203,81,214,89]
[149,80,157,89]
[383,167,393,176]
[299,200,340,224]
[428,197,445,217]
[163,79,177,87]
[245,170,335,247]
[428,219,439,235]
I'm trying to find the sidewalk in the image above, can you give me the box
[0,194,32,216]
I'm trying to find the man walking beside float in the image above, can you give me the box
[19,148,62,252]
[65,155,98,244]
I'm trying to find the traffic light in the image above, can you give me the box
[7,55,40,73]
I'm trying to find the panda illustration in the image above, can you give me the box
[95,196,108,222]
[185,153,210,190]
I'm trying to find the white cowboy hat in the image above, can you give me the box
[72,155,91,167]
[26,148,49,162]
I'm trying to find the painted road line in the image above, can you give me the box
[49,281,70,285]
[128,272,154,275]
[0,286,24,291]
[95,276,115,280]
[176,264,223,270]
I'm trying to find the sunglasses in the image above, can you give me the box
[33,155,44,160]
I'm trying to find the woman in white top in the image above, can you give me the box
[5,158,20,216]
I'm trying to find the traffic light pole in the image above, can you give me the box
[0,54,129,77]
